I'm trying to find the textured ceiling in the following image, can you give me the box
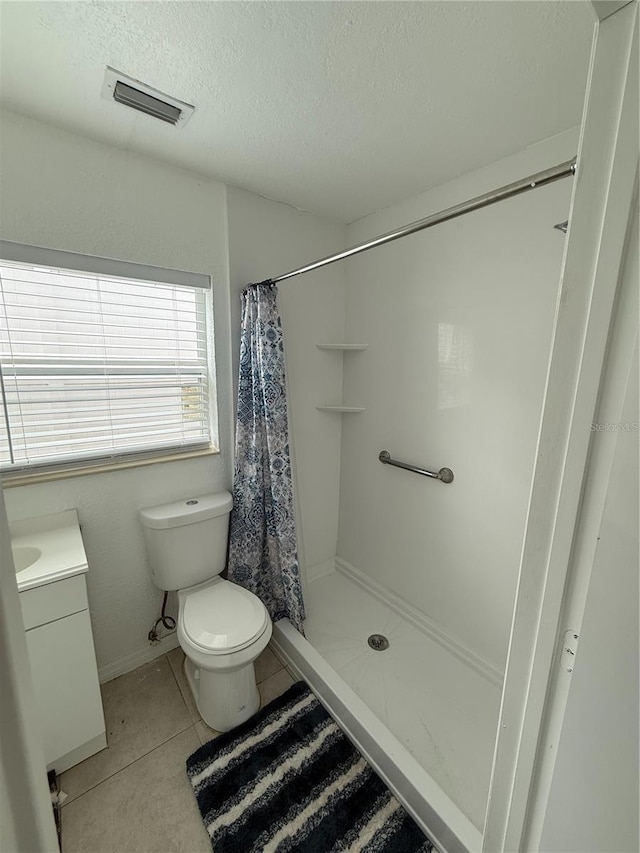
[0,1,594,222]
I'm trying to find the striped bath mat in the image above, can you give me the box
[186,681,433,852]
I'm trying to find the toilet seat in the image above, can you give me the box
[180,578,269,655]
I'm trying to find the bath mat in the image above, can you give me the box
[186,681,433,853]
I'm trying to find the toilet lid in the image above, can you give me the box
[182,580,269,654]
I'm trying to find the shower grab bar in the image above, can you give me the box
[378,450,454,484]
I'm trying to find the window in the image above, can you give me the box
[0,242,215,478]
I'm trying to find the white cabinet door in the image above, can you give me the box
[25,611,106,769]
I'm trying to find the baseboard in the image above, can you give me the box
[306,557,336,583]
[50,732,107,776]
[98,632,180,683]
[334,557,503,688]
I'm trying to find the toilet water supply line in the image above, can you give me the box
[148,591,176,644]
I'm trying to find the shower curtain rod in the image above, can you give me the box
[271,157,577,283]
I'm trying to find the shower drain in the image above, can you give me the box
[367,634,389,651]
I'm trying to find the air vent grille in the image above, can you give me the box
[113,81,182,125]
[101,67,194,128]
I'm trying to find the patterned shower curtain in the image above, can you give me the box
[227,281,306,634]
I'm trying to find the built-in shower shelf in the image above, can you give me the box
[316,343,368,351]
[316,345,367,412]
[315,405,366,413]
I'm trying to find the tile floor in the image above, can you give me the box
[60,644,294,853]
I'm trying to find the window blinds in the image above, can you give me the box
[0,258,212,473]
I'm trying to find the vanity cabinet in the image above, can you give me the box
[20,575,107,773]
[11,510,107,774]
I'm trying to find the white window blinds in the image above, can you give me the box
[0,253,213,474]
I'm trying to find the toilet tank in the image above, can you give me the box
[139,491,233,591]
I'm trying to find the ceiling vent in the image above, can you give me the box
[101,67,194,128]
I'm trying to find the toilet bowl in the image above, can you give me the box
[177,576,272,731]
[138,491,273,732]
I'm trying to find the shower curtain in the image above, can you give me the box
[227,281,306,634]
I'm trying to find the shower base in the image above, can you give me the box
[271,565,501,853]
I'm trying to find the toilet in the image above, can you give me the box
[139,491,272,732]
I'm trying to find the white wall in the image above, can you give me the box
[337,129,579,673]
[540,344,638,852]
[0,109,234,678]
[226,187,346,573]
[538,202,639,853]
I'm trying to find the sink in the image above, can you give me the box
[12,545,42,572]
[9,510,88,591]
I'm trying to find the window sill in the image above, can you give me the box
[1,447,220,488]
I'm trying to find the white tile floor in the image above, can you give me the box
[60,645,294,852]
[304,571,501,831]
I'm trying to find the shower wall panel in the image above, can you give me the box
[337,129,579,673]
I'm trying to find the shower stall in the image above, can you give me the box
[264,10,636,851]
[269,140,577,852]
